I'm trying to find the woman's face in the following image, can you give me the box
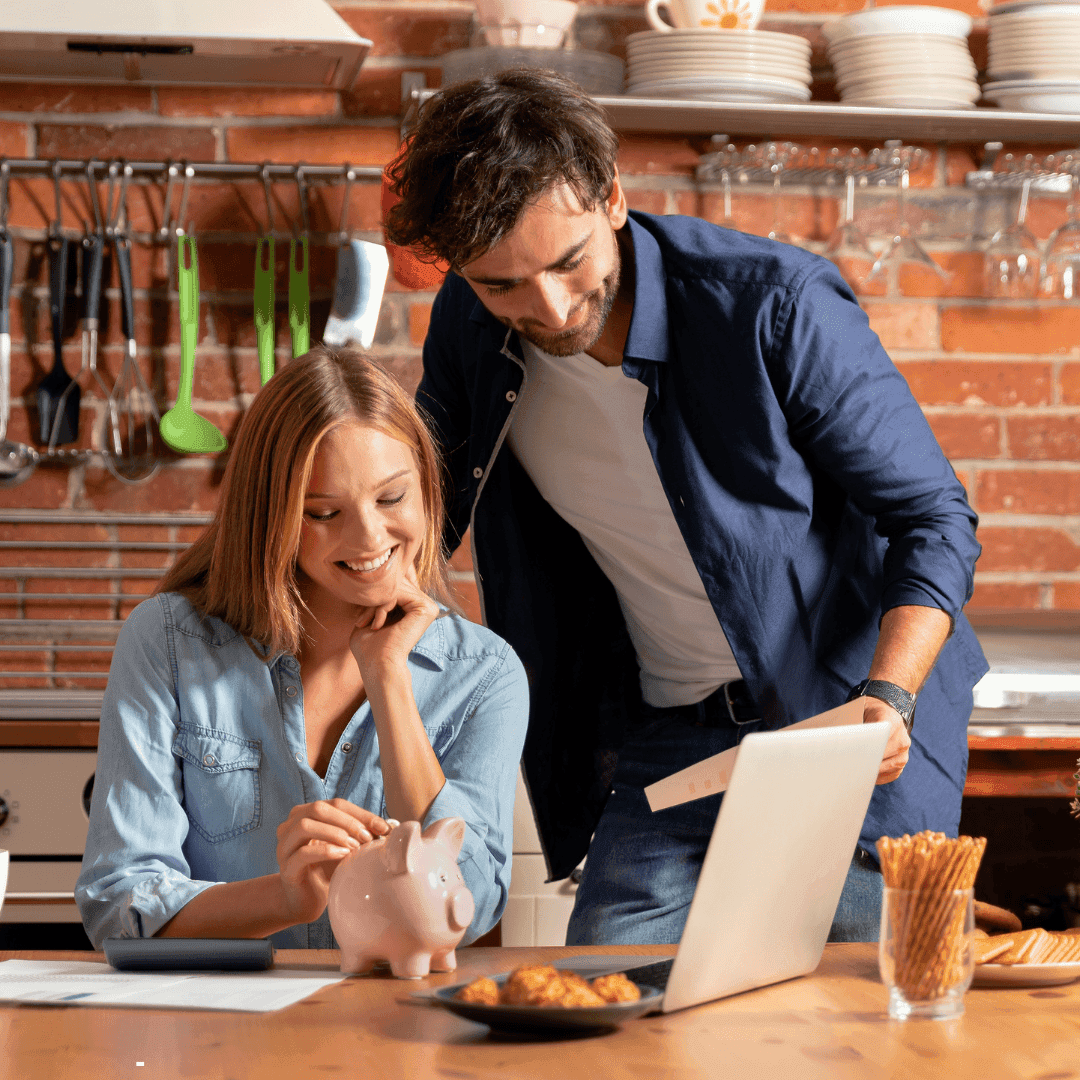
[296,421,426,617]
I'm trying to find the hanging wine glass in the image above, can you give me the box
[867,143,949,283]
[983,176,1041,299]
[1042,170,1080,300]
[765,142,796,246]
[825,152,877,291]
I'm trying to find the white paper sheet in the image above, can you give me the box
[0,959,349,1012]
[644,698,868,812]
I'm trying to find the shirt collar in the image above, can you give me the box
[621,211,670,365]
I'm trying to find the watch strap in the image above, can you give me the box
[847,678,916,734]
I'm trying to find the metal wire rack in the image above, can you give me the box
[0,510,210,687]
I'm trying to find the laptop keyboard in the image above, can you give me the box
[618,957,675,992]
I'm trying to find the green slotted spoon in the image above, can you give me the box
[160,235,227,454]
[288,234,309,358]
[254,236,275,385]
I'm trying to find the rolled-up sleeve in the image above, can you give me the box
[75,598,222,947]
[419,641,529,945]
[772,263,981,623]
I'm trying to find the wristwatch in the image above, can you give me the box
[847,679,916,735]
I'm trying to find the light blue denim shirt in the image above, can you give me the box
[76,592,529,950]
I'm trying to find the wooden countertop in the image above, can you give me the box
[0,945,1074,1078]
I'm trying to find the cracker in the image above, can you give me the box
[974,937,1013,965]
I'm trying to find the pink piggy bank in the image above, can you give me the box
[327,817,476,979]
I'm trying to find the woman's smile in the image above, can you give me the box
[336,546,396,575]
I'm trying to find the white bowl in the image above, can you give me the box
[824,5,973,44]
[983,82,1080,110]
[626,27,811,49]
[474,0,578,48]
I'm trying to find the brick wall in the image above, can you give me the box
[1,0,1078,672]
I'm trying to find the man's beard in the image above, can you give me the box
[506,242,621,358]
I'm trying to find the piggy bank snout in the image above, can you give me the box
[449,887,475,932]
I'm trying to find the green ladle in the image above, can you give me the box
[288,234,309,358]
[254,236,275,385]
[160,236,228,454]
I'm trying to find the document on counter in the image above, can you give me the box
[645,698,867,812]
[0,959,349,1012]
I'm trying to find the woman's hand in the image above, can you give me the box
[275,799,391,926]
[349,564,439,680]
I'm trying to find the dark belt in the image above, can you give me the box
[688,679,761,728]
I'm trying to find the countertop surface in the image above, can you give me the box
[0,945,1075,1079]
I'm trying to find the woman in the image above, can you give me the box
[76,347,529,949]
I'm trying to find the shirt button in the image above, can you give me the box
[472,467,483,479]
[294,751,304,764]
[505,390,517,402]
[202,754,215,767]
[342,743,352,753]
[285,685,298,697]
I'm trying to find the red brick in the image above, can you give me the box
[925,413,1002,459]
[976,468,1080,515]
[897,251,986,299]
[1054,582,1080,609]
[335,7,472,57]
[23,576,114,622]
[157,88,340,119]
[0,523,110,567]
[82,461,225,513]
[0,458,68,509]
[0,121,29,157]
[368,353,424,396]
[618,136,701,177]
[451,577,482,625]
[1062,363,1080,405]
[226,125,400,166]
[1024,196,1072,243]
[760,0,865,13]
[966,583,1042,610]
[1008,415,1080,461]
[625,189,668,215]
[895,361,1052,407]
[36,125,217,162]
[0,83,153,113]
[448,528,473,572]
[118,525,176,570]
[940,306,1080,355]
[976,527,1080,572]
[342,64,444,119]
[865,303,939,351]
[161,344,263,403]
[408,302,432,347]
[945,147,979,187]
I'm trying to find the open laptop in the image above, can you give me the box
[566,720,890,1013]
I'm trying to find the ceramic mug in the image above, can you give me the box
[474,0,578,48]
[645,0,766,32]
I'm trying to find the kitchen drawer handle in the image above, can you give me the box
[5,891,76,901]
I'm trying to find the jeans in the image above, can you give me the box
[565,701,883,946]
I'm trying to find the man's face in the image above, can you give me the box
[459,176,627,357]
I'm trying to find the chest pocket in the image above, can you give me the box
[173,725,262,844]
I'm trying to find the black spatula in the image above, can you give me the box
[36,235,79,446]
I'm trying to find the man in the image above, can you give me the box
[385,69,988,944]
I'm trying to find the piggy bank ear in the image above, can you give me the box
[422,817,467,858]
[383,820,423,876]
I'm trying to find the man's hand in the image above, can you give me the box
[862,696,911,785]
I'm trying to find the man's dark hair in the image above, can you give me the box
[385,69,619,270]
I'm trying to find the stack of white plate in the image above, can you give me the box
[984,0,1080,112]
[624,29,812,103]
[824,5,978,109]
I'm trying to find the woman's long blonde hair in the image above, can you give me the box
[157,347,454,655]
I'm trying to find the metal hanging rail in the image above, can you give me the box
[0,159,384,183]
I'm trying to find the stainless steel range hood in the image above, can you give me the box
[0,0,372,91]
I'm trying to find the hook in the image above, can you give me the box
[50,159,64,238]
[104,160,132,238]
[175,161,194,237]
[261,161,275,237]
[0,159,9,238]
[337,164,356,245]
[85,161,104,235]
[295,163,310,236]
[156,162,178,241]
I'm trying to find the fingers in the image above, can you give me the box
[277,799,391,851]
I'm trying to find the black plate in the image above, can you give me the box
[430,979,663,1033]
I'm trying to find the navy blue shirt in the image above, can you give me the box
[418,210,988,881]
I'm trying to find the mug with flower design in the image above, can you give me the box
[645,0,766,32]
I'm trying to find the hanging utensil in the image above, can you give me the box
[323,165,389,350]
[254,164,276,386]
[0,186,40,488]
[104,161,161,483]
[288,165,310,359]
[160,235,227,454]
[36,162,79,446]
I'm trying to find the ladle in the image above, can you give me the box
[159,235,227,454]
[0,202,40,487]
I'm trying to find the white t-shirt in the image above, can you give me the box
[506,340,742,708]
